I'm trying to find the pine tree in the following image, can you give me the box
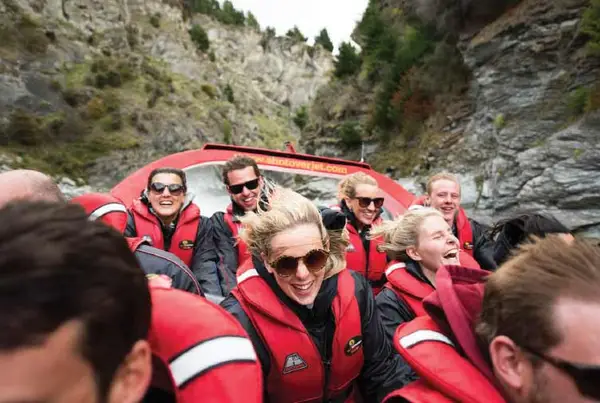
[246,11,260,31]
[334,42,361,78]
[314,28,334,52]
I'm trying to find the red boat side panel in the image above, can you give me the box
[110,144,415,216]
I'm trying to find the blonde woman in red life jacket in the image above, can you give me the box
[336,172,388,295]
[372,207,481,342]
[220,187,416,403]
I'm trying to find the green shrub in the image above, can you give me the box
[223,83,234,103]
[201,84,217,98]
[209,51,216,62]
[260,27,276,50]
[85,97,107,120]
[334,42,361,78]
[337,121,362,147]
[494,113,505,129]
[0,109,45,146]
[286,26,307,42]
[189,24,210,52]
[222,120,232,143]
[314,28,334,52]
[18,14,49,54]
[293,105,309,130]
[583,0,600,55]
[246,11,260,31]
[568,87,591,117]
[149,12,161,28]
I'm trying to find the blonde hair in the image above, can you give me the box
[238,187,348,275]
[426,172,460,195]
[369,207,444,261]
[338,172,378,200]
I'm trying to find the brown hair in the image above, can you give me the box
[0,201,150,398]
[147,167,187,191]
[426,172,460,195]
[222,155,260,185]
[338,172,378,200]
[476,235,600,359]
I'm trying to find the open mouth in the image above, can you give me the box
[291,281,314,293]
[159,200,173,206]
[242,195,256,204]
[443,249,459,260]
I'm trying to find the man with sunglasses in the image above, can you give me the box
[211,156,267,295]
[385,235,600,403]
[126,167,222,296]
[412,172,497,271]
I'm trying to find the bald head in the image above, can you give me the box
[0,169,65,207]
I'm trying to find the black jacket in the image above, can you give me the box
[221,256,417,402]
[459,218,497,271]
[210,201,246,296]
[375,260,432,342]
[125,196,222,296]
[211,196,270,296]
[134,241,203,295]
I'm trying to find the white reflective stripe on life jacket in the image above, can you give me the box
[399,330,455,349]
[237,268,259,284]
[88,203,127,221]
[169,336,257,388]
[385,262,406,278]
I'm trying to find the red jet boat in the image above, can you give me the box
[111,143,415,218]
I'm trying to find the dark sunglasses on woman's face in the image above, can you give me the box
[228,178,260,195]
[356,197,384,209]
[521,344,600,400]
[269,249,330,277]
[149,182,185,196]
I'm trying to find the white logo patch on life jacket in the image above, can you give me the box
[282,353,307,374]
[346,243,356,252]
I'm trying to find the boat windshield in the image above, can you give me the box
[184,163,394,220]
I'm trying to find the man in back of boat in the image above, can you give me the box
[414,172,496,270]
[211,155,268,295]
[0,169,64,206]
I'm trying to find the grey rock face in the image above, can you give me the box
[403,0,600,235]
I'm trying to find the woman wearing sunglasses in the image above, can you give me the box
[372,207,472,342]
[125,167,222,295]
[337,172,388,295]
[221,188,416,403]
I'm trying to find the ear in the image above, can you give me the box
[261,252,275,274]
[343,196,352,207]
[489,336,529,394]
[406,245,421,261]
[424,196,431,206]
[107,340,153,403]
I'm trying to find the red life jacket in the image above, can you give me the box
[384,316,506,403]
[148,284,263,402]
[346,223,388,294]
[223,204,251,267]
[384,262,434,317]
[130,199,200,267]
[231,267,365,403]
[410,197,475,259]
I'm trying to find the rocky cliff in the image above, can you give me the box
[304,0,600,235]
[0,0,333,188]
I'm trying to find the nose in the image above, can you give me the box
[241,186,252,196]
[161,187,171,196]
[295,261,311,280]
[448,234,458,246]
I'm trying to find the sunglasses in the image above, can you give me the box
[149,182,185,196]
[355,197,384,209]
[269,249,329,277]
[521,345,600,400]
[228,178,260,195]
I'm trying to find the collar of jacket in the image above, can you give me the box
[404,258,434,288]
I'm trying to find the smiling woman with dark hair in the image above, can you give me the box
[125,167,222,295]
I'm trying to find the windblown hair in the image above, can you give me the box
[426,172,460,195]
[476,236,600,364]
[337,172,378,200]
[238,187,348,275]
[369,207,444,261]
[489,212,570,265]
